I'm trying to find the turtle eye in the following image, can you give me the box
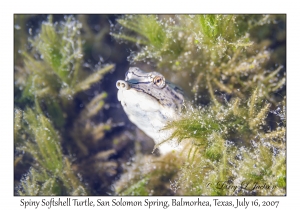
[153,75,165,88]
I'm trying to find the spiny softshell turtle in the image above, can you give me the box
[116,67,185,154]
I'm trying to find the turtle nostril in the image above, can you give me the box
[116,80,129,90]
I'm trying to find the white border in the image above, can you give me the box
[2,0,298,209]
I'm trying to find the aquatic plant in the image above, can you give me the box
[112,14,286,195]
[114,152,184,195]
[14,15,114,195]
[163,92,285,195]
[112,15,285,102]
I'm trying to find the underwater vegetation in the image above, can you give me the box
[14,14,285,196]
[112,15,285,102]
[14,15,116,195]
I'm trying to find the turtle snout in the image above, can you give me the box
[116,80,130,90]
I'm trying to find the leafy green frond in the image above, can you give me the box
[119,176,150,195]
[111,33,148,45]
[155,88,285,195]
[212,78,233,94]
[72,64,114,94]
[23,108,63,172]
[226,51,270,74]
[249,103,271,129]
[271,77,286,92]
[262,128,285,141]
[18,168,43,196]
[14,109,23,143]
[207,75,220,107]
[18,168,61,196]
[196,15,238,42]
[205,133,224,161]
[248,88,258,118]
[116,15,167,48]
[80,92,107,119]
[15,15,112,196]
[31,16,83,85]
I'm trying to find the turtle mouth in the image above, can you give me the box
[116,80,162,105]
